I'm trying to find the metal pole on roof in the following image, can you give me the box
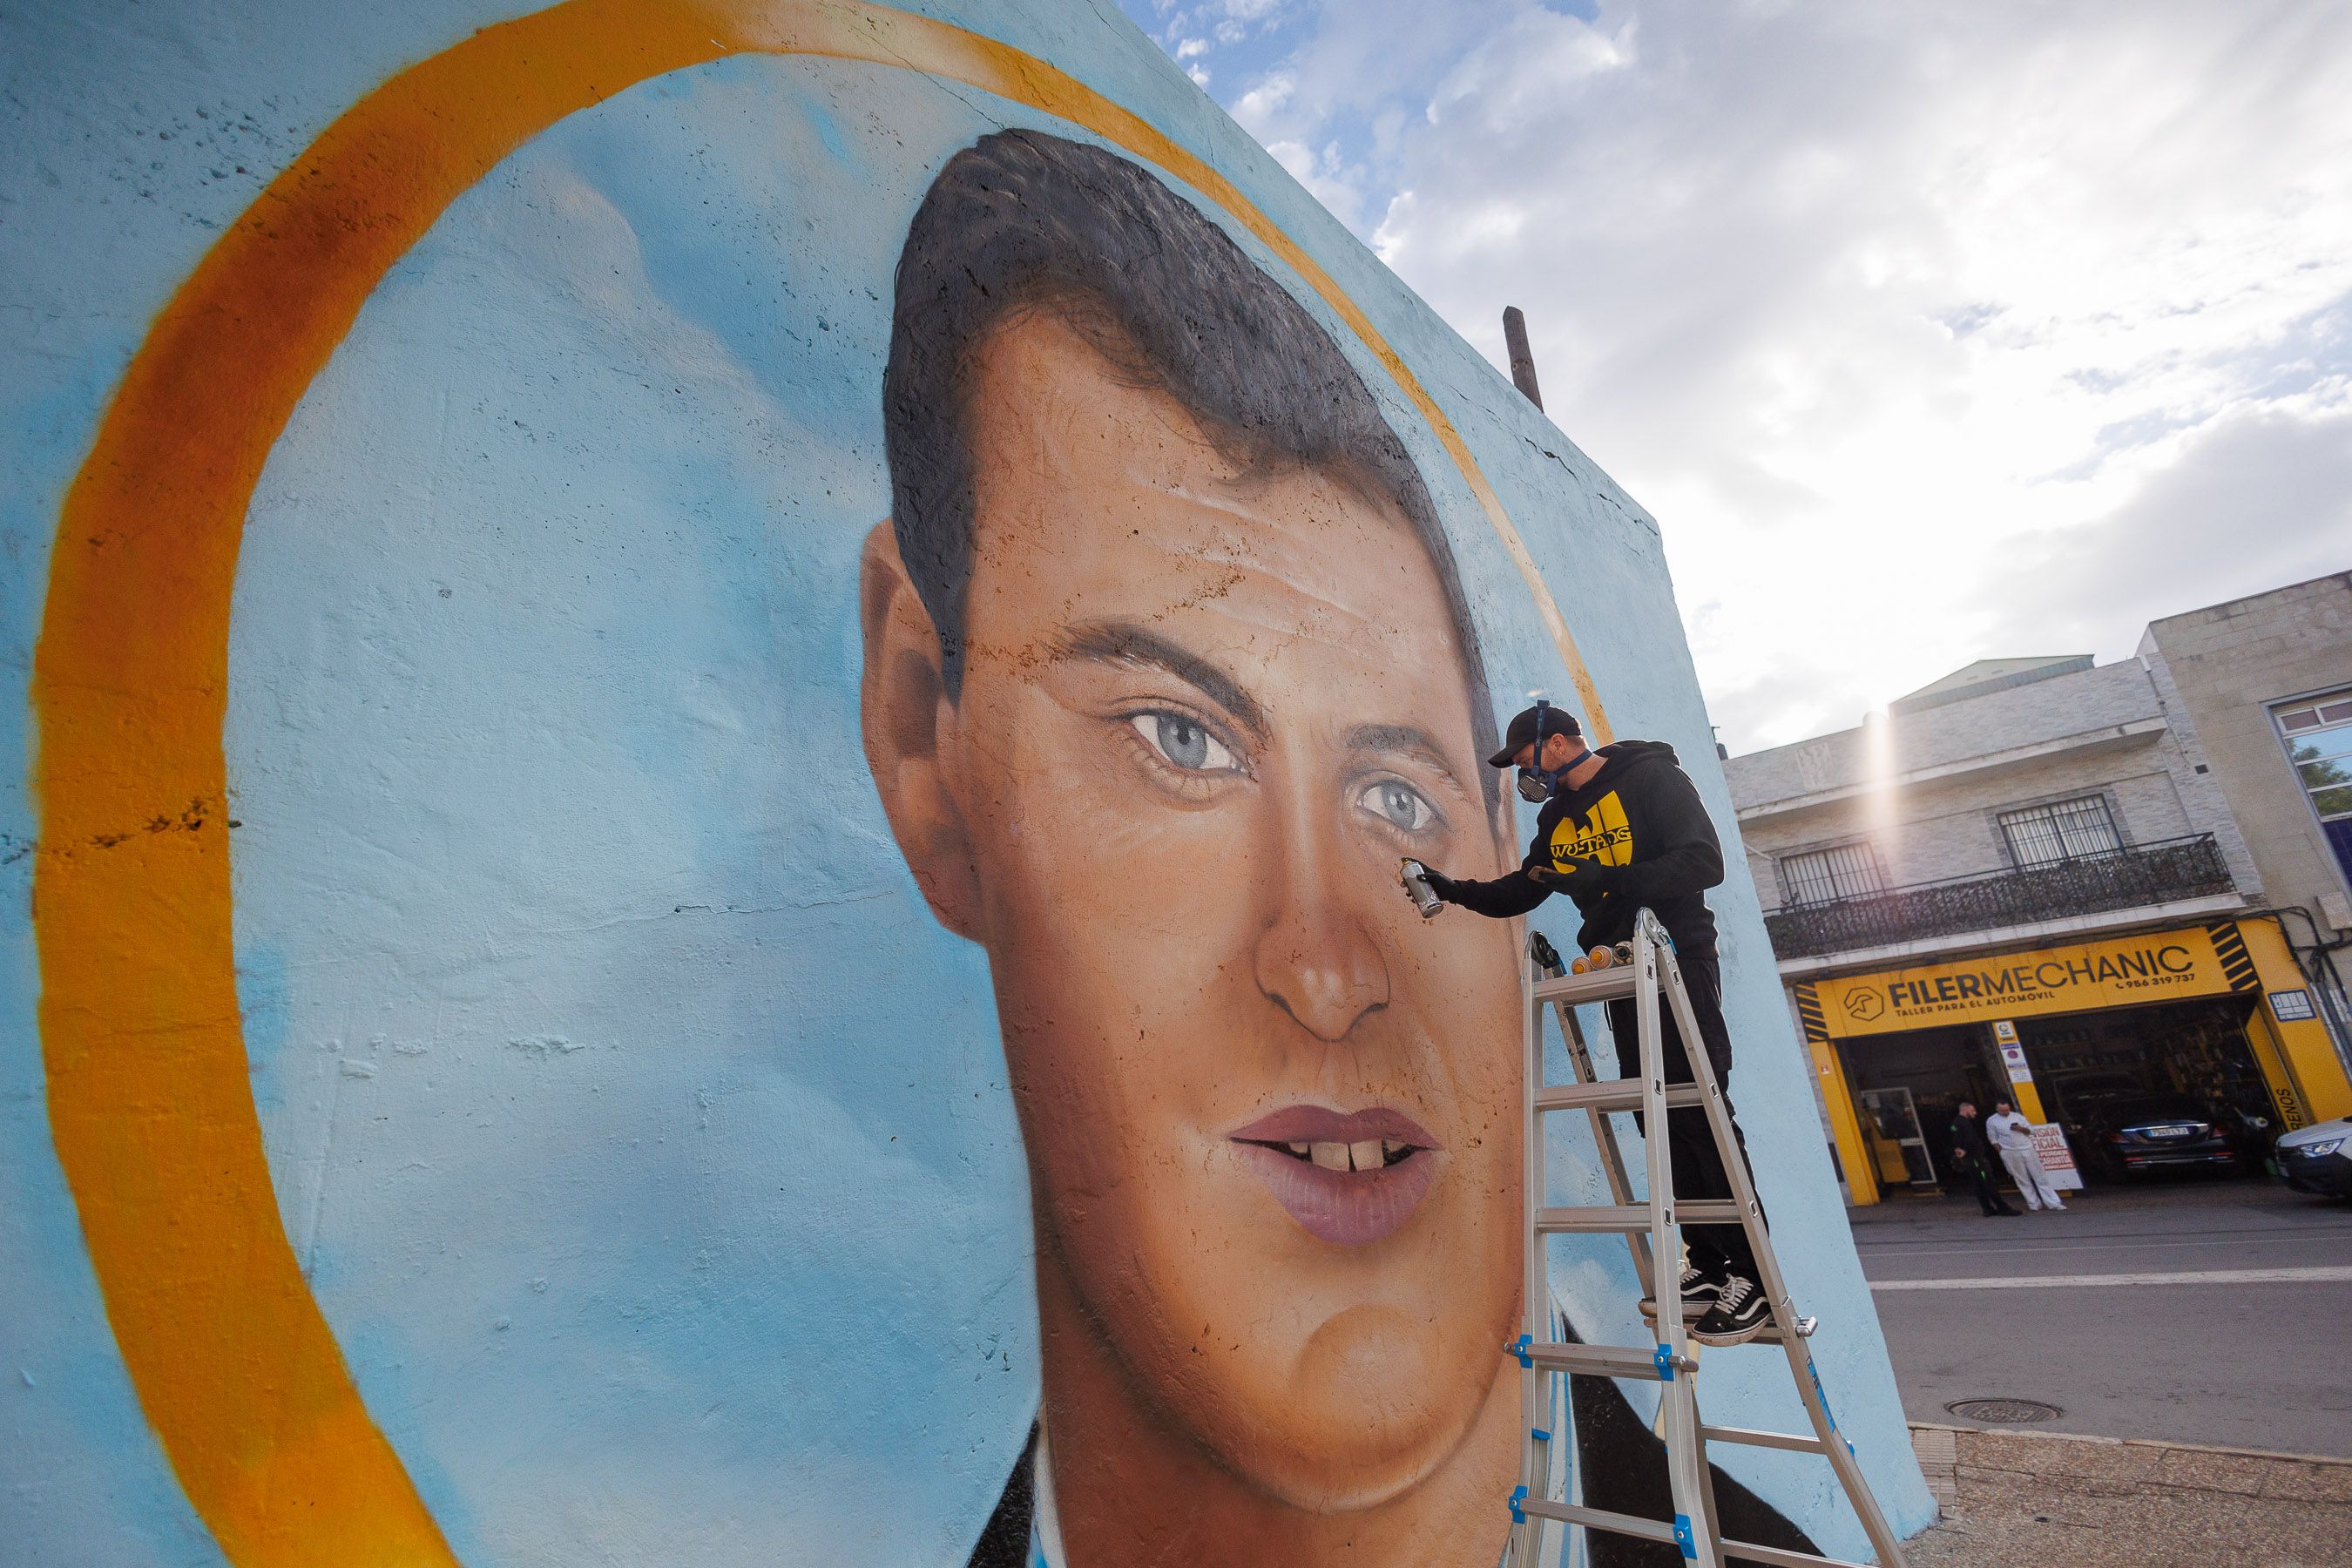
[1503,306,1544,409]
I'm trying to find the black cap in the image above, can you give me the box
[1488,704,1582,767]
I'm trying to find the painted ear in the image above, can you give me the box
[858,520,983,942]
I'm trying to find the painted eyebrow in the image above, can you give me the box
[1054,620,1268,734]
[1347,722,1474,799]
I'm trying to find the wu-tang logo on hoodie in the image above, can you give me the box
[1551,791,1633,868]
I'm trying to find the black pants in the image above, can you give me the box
[1603,951,1760,1281]
[1960,1160,2011,1215]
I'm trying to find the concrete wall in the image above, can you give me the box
[2144,573,2352,940]
[0,3,1930,1564]
[1730,661,2259,912]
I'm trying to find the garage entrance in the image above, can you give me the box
[1834,995,2277,1193]
[2022,997,2282,1163]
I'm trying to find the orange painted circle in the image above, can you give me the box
[30,3,1596,1561]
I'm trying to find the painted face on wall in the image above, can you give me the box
[862,311,1522,1512]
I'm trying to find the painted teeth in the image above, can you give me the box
[1297,1139,1413,1170]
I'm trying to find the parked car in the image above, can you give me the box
[2078,1094,2240,1179]
[2275,1117,2352,1198]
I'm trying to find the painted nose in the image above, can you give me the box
[1253,814,1389,1044]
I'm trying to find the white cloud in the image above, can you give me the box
[1263,136,1365,229]
[1168,0,2352,750]
[1977,393,2352,648]
[1229,68,1294,136]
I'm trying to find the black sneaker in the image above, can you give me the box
[1639,1265,1723,1322]
[1692,1274,1772,1346]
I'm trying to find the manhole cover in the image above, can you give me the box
[1947,1397,2062,1424]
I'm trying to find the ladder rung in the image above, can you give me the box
[1516,1497,1677,1544]
[1533,1080,1705,1114]
[1699,1423,1828,1455]
[1631,1317,1821,1349]
[1715,1538,1878,1568]
[1517,1342,1693,1380]
[1639,1313,1814,1342]
[1530,968,1641,1005]
[1514,1503,1876,1568]
[1534,1201,1743,1233]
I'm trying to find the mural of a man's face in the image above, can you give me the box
[862,309,1523,1510]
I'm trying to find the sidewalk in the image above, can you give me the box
[1903,1423,2352,1566]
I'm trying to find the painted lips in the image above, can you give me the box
[1230,1105,1440,1247]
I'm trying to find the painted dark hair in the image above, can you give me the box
[882,128,1500,799]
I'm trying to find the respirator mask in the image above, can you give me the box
[1516,698,1561,803]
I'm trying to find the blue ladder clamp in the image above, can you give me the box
[1672,1512,1697,1559]
[1652,1342,1677,1381]
[1508,1484,1528,1524]
[1509,1333,1534,1369]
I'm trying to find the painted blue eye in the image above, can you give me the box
[1359,778,1436,834]
[1132,713,1236,772]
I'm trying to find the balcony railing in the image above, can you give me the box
[1762,834,2236,961]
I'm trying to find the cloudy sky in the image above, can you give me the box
[1113,0,2352,753]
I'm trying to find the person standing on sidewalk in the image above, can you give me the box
[1948,1102,2019,1217]
[1987,1098,2066,1212]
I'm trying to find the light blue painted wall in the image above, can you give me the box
[0,3,1933,1562]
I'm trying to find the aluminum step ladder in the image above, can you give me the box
[1504,909,1909,1568]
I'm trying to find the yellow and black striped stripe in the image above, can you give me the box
[1794,982,1828,1044]
[2207,922,2258,992]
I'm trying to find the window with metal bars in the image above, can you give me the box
[1779,841,1885,907]
[1997,794,2120,867]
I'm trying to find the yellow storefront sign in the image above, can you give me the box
[1808,924,2251,1038]
[1797,918,2351,1206]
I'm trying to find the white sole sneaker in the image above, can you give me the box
[1691,1315,1772,1348]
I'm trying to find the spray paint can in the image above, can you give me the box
[1398,858,1443,919]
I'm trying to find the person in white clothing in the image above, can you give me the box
[1988,1098,2066,1212]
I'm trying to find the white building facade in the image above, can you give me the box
[1726,612,2352,1205]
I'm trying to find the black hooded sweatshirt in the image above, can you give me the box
[1443,740,1726,957]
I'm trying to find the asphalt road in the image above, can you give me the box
[1849,1176,2352,1457]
